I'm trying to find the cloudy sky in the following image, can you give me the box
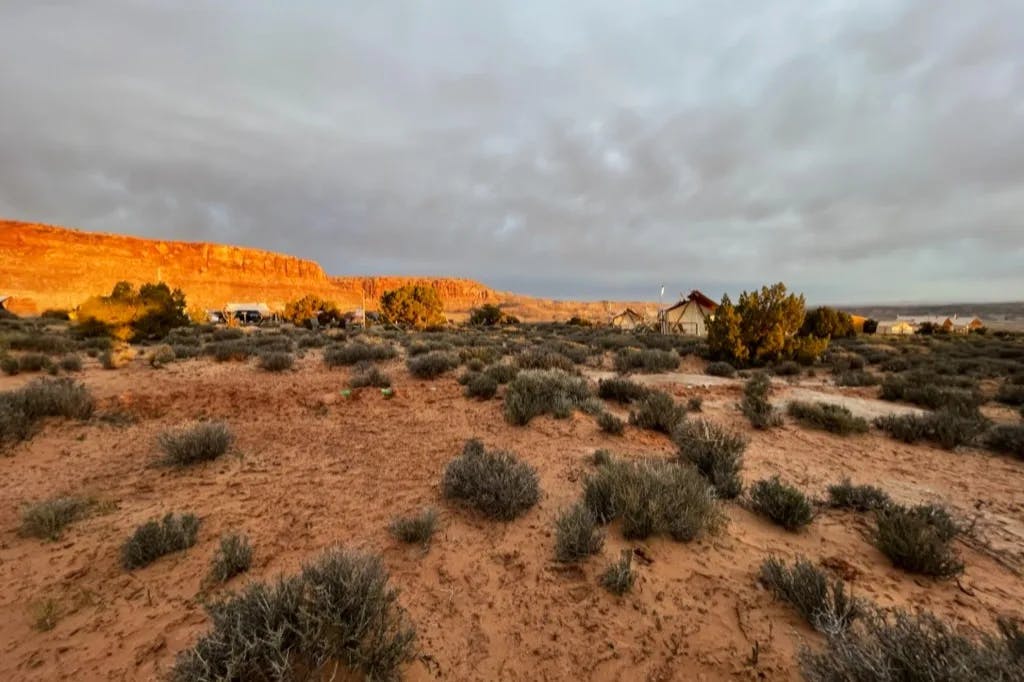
[1,1,1022,304]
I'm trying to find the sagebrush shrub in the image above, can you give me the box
[18,353,51,373]
[827,479,891,512]
[258,351,294,372]
[597,411,625,435]
[516,349,577,373]
[389,508,439,546]
[59,355,83,372]
[158,422,233,466]
[0,355,18,375]
[875,409,986,450]
[613,348,680,374]
[441,439,540,520]
[464,372,499,399]
[705,361,736,378]
[121,513,201,570]
[673,418,747,499]
[597,377,649,404]
[687,396,703,412]
[20,496,91,540]
[554,504,604,562]
[483,363,518,384]
[0,378,94,449]
[171,548,416,682]
[349,362,392,388]
[772,360,802,377]
[740,373,782,429]
[983,423,1024,459]
[407,351,460,379]
[749,476,814,531]
[601,550,636,596]
[759,555,861,633]
[996,382,1024,406]
[503,369,592,425]
[787,401,869,436]
[324,341,397,367]
[628,390,686,434]
[208,533,253,583]
[834,370,880,387]
[873,504,963,577]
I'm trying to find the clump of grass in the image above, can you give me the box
[121,513,201,570]
[0,378,95,449]
[759,555,861,633]
[258,351,294,372]
[597,377,650,403]
[554,503,604,562]
[800,607,1024,681]
[171,548,416,682]
[503,369,592,425]
[441,439,540,520]
[596,411,625,435]
[673,418,747,499]
[873,504,963,578]
[628,390,686,434]
[591,448,613,466]
[20,496,92,540]
[601,550,636,595]
[826,479,892,512]
[59,355,83,372]
[749,476,814,531]
[582,458,724,541]
[324,341,397,367]
[787,401,869,436]
[349,361,392,388]
[464,372,498,399]
[389,508,439,546]
[406,351,460,379]
[17,353,52,373]
[984,423,1024,459]
[208,533,253,583]
[31,599,62,632]
[613,348,680,374]
[705,361,736,378]
[158,422,233,466]
[874,408,987,450]
[740,373,782,428]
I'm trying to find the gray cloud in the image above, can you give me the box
[1,0,1022,304]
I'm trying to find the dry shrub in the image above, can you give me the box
[740,373,782,428]
[516,349,577,372]
[503,369,592,425]
[121,513,200,570]
[258,351,294,372]
[613,348,680,374]
[705,361,736,377]
[389,508,439,546]
[483,363,518,384]
[324,341,397,367]
[464,372,498,399]
[873,504,963,578]
[601,549,636,595]
[597,377,649,403]
[158,422,233,466]
[406,350,460,379]
[597,411,625,435]
[20,496,92,540]
[554,504,604,562]
[349,362,392,389]
[759,555,861,634]
[208,533,253,583]
[628,390,686,434]
[441,439,540,520]
[0,378,94,449]
[827,479,891,512]
[673,418,747,499]
[874,409,987,450]
[750,476,814,531]
[59,355,83,372]
[150,344,177,368]
[787,401,869,436]
[984,423,1024,459]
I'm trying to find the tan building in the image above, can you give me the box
[660,290,718,336]
[877,320,915,336]
[610,307,644,331]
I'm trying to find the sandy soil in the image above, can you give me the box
[2,354,1023,681]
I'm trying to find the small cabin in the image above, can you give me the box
[660,290,718,336]
[610,308,644,331]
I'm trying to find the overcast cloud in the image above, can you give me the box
[1,1,1022,304]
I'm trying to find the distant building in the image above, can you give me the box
[610,307,644,331]
[877,320,915,336]
[660,290,718,336]
[894,314,984,335]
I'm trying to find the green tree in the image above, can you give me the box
[801,306,855,339]
[736,283,806,363]
[379,284,446,329]
[283,295,340,326]
[75,281,189,342]
[469,303,504,326]
[862,318,878,335]
[707,295,748,364]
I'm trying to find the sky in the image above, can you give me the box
[1,1,1022,305]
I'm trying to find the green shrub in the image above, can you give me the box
[740,373,782,429]
[880,373,982,412]
[759,555,861,632]
[984,423,1024,459]
[873,504,962,578]
[705,361,736,377]
[601,550,636,596]
[0,356,18,375]
[826,479,891,512]
[834,369,880,387]
[582,459,724,541]
[772,360,802,376]
[749,476,814,530]
[597,377,649,403]
[441,439,540,520]
[613,348,680,374]
[406,350,460,379]
[324,341,397,367]
[874,409,987,450]
[464,372,498,399]
[258,351,294,372]
[208,533,253,583]
[673,418,746,499]
[800,608,1023,681]
[554,504,604,562]
[171,548,416,681]
[597,411,625,435]
[483,363,518,384]
[389,508,439,546]
[503,369,592,425]
[59,355,83,372]
[995,382,1024,406]
[628,390,686,434]
[591,448,613,467]
[687,396,703,411]
[121,513,201,570]
[349,362,392,389]
[0,378,94,449]
[19,497,91,540]
[516,349,576,372]
[18,353,51,372]
[787,401,869,435]
[158,422,233,466]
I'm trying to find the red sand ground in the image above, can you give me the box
[1,353,1023,680]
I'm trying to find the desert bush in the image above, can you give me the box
[759,555,861,633]
[515,348,576,373]
[208,533,253,583]
[800,607,1024,681]
[873,504,962,577]
[18,353,51,372]
[705,361,737,378]
[984,423,1024,459]
[880,373,982,412]
[324,341,397,367]
[772,360,802,377]
[740,373,782,429]
[597,377,649,403]
[613,348,680,374]
[996,382,1024,406]
[834,369,880,387]
[464,372,498,399]
[827,479,892,512]
[59,354,83,372]
[601,550,636,596]
[787,401,869,435]
[77,281,189,342]
[121,513,201,570]
[503,369,592,425]
[349,362,392,389]
[628,390,687,434]
[148,344,176,368]
[19,496,91,540]
[673,418,747,499]
[171,548,416,682]
[282,295,340,326]
[591,448,614,467]
[206,339,253,362]
[158,422,233,466]
[407,350,460,379]
[874,409,987,450]
[0,378,94,448]
[0,355,17,375]
[554,504,604,562]
[749,476,814,531]
[582,459,724,541]
[597,411,625,435]
[687,396,703,411]
[380,283,446,329]
[258,351,294,372]
[441,439,540,520]
[389,508,439,546]
[6,331,72,354]
[98,349,117,369]
[483,363,518,384]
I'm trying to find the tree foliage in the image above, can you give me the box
[862,318,879,335]
[468,303,512,326]
[707,283,823,366]
[801,307,855,339]
[379,285,446,329]
[283,295,340,326]
[76,281,189,342]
